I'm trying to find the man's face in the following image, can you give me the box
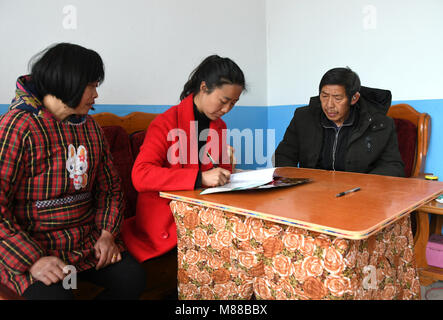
[319,85,351,127]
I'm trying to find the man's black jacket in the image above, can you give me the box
[274,86,405,177]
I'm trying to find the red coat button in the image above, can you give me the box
[160,232,169,239]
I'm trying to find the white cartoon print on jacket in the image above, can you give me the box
[66,144,88,190]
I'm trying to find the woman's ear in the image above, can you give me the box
[199,81,208,94]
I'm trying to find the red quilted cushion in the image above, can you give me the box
[130,130,147,159]
[393,118,417,177]
[101,126,137,218]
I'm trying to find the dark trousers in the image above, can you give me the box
[22,252,146,300]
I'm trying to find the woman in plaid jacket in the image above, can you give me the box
[0,43,146,299]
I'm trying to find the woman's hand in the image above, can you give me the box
[201,167,231,187]
[94,229,121,270]
[29,256,67,286]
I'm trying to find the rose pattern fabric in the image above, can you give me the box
[170,201,420,300]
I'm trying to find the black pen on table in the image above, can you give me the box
[336,187,361,198]
[206,151,218,168]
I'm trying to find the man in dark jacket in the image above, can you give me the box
[274,67,405,177]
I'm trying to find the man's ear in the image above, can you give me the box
[351,92,360,105]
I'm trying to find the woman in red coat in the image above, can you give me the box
[122,55,246,262]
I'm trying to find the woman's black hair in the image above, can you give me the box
[30,42,104,108]
[319,67,361,100]
[180,55,246,101]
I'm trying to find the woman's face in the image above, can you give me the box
[195,83,243,120]
[75,82,99,115]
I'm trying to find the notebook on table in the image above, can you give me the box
[200,167,310,195]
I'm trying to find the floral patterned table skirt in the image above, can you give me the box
[170,201,420,300]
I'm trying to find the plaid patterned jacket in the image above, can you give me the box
[0,76,125,295]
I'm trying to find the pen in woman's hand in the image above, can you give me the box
[206,151,218,168]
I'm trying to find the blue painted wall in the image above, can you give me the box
[223,106,270,170]
[1,100,441,175]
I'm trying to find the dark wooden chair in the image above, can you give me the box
[387,103,431,178]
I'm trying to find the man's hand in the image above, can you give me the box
[29,256,67,286]
[94,229,121,270]
[201,167,231,187]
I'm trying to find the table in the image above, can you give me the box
[416,200,443,286]
[160,167,443,300]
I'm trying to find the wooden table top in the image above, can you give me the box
[160,167,443,239]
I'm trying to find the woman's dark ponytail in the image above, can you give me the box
[180,55,245,101]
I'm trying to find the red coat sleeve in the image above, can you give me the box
[132,116,199,192]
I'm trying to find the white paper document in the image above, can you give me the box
[200,168,276,195]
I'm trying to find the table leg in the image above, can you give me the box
[414,211,429,269]
[415,210,435,286]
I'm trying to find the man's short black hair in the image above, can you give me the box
[319,67,361,100]
[30,42,104,108]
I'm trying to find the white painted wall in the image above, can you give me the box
[266,0,443,105]
[0,0,267,106]
[2,1,442,107]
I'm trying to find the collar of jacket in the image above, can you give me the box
[9,75,44,115]
[359,86,392,115]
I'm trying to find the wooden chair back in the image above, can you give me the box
[387,103,431,177]
[92,111,158,134]
[92,111,237,171]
